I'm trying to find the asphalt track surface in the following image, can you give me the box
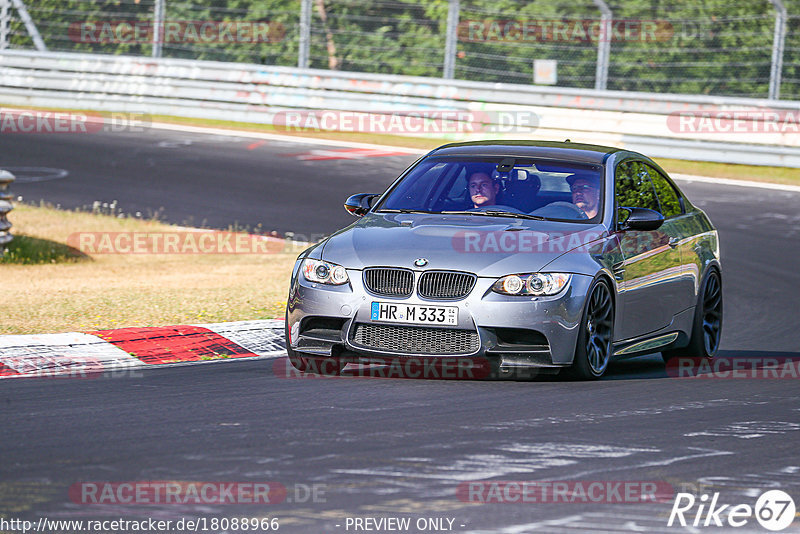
[3,128,800,533]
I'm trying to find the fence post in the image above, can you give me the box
[152,0,165,58]
[592,0,611,91]
[768,0,787,100]
[9,0,45,51]
[298,0,311,68]
[0,170,15,254]
[443,0,459,79]
[0,0,10,50]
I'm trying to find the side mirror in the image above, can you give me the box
[619,207,664,231]
[344,193,378,217]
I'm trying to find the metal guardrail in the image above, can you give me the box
[0,169,14,252]
[3,0,799,100]
[1,50,799,167]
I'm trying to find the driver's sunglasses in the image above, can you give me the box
[571,184,598,193]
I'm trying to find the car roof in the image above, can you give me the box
[429,140,624,165]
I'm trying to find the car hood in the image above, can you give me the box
[320,212,607,277]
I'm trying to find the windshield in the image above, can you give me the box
[375,156,604,223]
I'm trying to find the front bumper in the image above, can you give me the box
[287,269,593,368]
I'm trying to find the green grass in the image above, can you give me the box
[1,234,89,265]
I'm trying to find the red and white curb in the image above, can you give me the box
[0,320,285,379]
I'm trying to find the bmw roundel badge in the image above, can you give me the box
[414,258,428,267]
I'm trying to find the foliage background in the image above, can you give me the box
[8,0,800,99]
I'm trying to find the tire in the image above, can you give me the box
[662,269,722,363]
[565,278,615,380]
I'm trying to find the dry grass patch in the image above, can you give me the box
[653,158,800,186]
[2,204,298,335]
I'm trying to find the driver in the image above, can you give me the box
[567,174,601,218]
[468,172,500,208]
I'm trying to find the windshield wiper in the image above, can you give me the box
[376,209,437,214]
[440,210,546,221]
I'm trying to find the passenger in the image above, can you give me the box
[567,174,601,218]
[468,172,500,208]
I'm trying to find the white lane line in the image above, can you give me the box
[149,121,426,154]
[552,447,734,483]
[498,443,658,458]
[148,121,800,193]
[684,421,800,439]
[1,166,69,183]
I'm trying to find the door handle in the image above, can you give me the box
[668,237,680,248]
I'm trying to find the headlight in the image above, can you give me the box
[302,258,350,285]
[492,273,571,296]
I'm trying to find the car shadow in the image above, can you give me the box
[277,350,800,382]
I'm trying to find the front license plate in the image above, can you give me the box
[371,302,458,325]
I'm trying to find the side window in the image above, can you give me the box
[645,165,683,219]
[385,162,447,210]
[446,168,467,200]
[615,160,660,224]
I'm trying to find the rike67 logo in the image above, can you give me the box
[668,490,796,531]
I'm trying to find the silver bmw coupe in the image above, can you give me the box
[285,141,722,379]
